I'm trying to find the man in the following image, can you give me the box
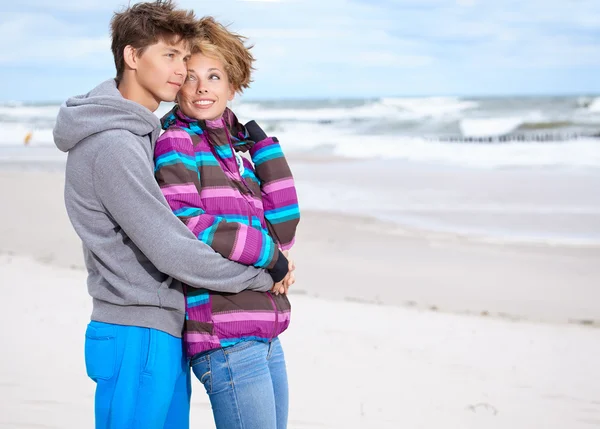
[53,1,290,427]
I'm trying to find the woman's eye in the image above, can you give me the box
[209,74,220,80]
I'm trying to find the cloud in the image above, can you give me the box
[352,52,434,67]
[1,0,600,100]
[6,0,121,12]
[0,13,111,67]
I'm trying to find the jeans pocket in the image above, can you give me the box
[84,322,116,381]
[141,328,156,376]
[191,355,212,393]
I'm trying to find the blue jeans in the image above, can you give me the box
[84,321,191,429]
[191,338,289,429]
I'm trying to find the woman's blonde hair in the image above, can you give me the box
[195,17,255,93]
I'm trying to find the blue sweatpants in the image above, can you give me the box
[84,321,191,429]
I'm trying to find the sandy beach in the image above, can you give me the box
[2,166,599,324]
[1,163,600,428]
[3,0,600,426]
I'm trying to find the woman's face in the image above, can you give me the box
[177,53,235,121]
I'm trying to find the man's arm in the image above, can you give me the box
[154,133,289,282]
[93,138,273,293]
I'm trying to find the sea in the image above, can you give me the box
[2,95,599,245]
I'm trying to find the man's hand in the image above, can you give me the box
[271,250,295,295]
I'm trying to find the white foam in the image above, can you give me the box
[327,135,600,168]
[233,97,476,123]
[1,99,599,169]
[234,101,406,122]
[460,117,524,137]
[257,122,600,169]
[587,97,600,113]
[0,105,60,121]
[2,123,599,169]
[380,96,478,117]
[459,111,546,137]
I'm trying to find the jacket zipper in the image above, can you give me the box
[266,292,279,342]
[223,123,267,230]
[220,120,257,228]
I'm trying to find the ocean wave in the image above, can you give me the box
[458,109,556,137]
[0,105,60,123]
[435,133,598,143]
[460,117,524,137]
[517,121,575,131]
[234,96,478,124]
[587,97,600,113]
[380,96,478,117]
[2,97,600,169]
[457,111,598,138]
[285,133,600,168]
[3,119,600,169]
[576,96,594,108]
[234,101,418,123]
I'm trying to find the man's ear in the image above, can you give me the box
[123,45,139,71]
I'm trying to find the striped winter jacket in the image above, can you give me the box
[154,106,300,358]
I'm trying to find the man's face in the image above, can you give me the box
[135,39,190,105]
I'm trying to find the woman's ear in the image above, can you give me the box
[228,84,235,101]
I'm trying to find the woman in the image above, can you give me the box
[154,17,300,429]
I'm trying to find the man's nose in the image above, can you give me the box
[175,62,186,77]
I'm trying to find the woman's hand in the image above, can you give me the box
[272,250,295,295]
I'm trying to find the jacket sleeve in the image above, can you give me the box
[155,132,289,282]
[246,121,300,251]
[93,137,274,293]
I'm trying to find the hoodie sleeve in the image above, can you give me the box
[245,121,300,251]
[154,131,289,282]
[92,137,274,293]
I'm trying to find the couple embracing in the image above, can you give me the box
[53,1,300,428]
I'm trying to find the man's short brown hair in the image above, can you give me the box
[111,0,200,83]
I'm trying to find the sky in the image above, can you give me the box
[2,0,600,102]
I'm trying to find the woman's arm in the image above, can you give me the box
[245,121,300,251]
[154,130,289,281]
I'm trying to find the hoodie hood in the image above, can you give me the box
[53,79,161,153]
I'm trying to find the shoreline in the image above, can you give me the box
[1,168,599,327]
[3,157,600,248]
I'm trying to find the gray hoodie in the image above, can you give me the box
[54,79,273,338]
